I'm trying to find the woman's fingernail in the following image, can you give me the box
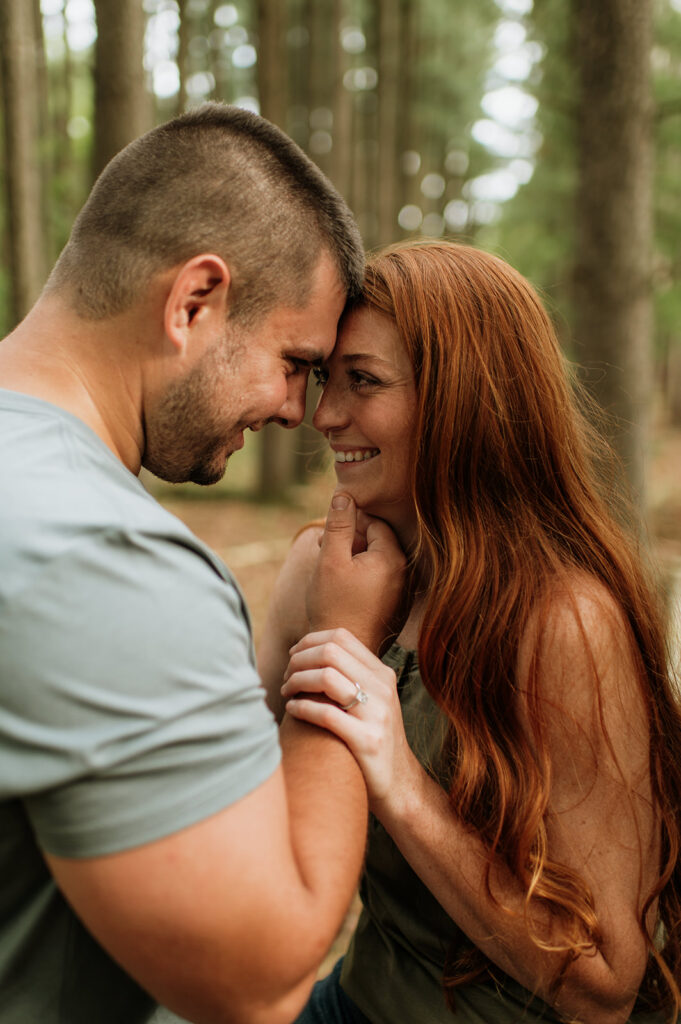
[331,493,349,510]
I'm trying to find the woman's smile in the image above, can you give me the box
[332,447,380,463]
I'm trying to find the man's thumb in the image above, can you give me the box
[320,491,356,551]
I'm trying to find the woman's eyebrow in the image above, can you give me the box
[339,352,393,367]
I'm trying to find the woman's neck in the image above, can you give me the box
[396,583,428,651]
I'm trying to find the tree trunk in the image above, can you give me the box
[353,5,378,249]
[256,0,287,128]
[397,0,423,233]
[306,0,334,178]
[31,0,53,262]
[92,0,149,180]
[176,0,190,115]
[572,0,654,511]
[377,0,400,246]
[49,1,77,257]
[256,0,294,499]
[0,0,46,324]
[331,0,353,206]
[288,0,334,484]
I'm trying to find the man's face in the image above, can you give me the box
[143,253,347,485]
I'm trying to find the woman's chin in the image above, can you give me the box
[345,494,396,525]
[332,481,373,512]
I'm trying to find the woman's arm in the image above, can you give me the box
[257,525,322,721]
[282,584,658,1024]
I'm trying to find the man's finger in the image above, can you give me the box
[365,517,407,564]
[319,491,357,560]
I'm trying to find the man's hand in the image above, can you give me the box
[305,490,407,654]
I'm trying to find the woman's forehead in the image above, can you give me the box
[335,306,409,369]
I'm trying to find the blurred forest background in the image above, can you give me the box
[3,0,681,968]
[2,0,681,570]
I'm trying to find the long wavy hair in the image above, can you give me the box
[359,240,681,1017]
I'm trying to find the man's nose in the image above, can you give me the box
[269,374,308,429]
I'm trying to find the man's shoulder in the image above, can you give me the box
[0,391,238,591]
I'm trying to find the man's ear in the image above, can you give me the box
[164,254,231,353]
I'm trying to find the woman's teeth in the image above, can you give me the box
[334,449,379,463]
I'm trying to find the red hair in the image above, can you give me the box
[360,240,681,1016]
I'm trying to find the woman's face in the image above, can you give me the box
[313,306,418,546]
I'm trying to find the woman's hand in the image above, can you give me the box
[281,628,422,813]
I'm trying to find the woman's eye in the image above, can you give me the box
[349,371,380,391]
[312,366,329,387]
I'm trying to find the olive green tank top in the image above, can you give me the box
[339,645,664,1024]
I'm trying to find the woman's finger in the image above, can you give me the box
[284,639,372,686]
[284,647,395,710]
[282,666,361,709]
[289,628,384,671]
[285,696,363,743]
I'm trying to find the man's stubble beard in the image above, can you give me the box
[142,326,246,486]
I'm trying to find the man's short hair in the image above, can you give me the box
[46,102,364,323]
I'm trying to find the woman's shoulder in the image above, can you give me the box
[538,572,631,659]
[519,571,645,743]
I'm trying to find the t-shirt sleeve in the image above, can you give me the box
[0,527,281,857]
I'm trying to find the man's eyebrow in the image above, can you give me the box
[288,347,325,365]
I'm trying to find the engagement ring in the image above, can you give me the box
[340,684,369,711]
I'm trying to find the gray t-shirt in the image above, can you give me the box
[0,389,281,1022]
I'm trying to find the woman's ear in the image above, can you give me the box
[164,254,231,353]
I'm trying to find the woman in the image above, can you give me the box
[258,241,681,1023]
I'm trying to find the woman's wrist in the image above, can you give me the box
[370,747,428,827]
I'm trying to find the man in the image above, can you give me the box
[0,103,405,1023]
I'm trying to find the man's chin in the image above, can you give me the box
[188,458,229,487]
[142,454,228,487]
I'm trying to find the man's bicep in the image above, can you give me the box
[46,765,315,1024]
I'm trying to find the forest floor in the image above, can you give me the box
[152,418,681,975]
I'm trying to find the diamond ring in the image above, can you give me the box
[340,683,369,711]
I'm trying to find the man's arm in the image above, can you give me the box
[47,493,404,1024]
[48,732,365,1024]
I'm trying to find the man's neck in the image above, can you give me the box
[0,295,145,473]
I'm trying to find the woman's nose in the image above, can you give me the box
[312,383,349,433]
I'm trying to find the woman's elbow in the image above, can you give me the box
[555,949,645,1024]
